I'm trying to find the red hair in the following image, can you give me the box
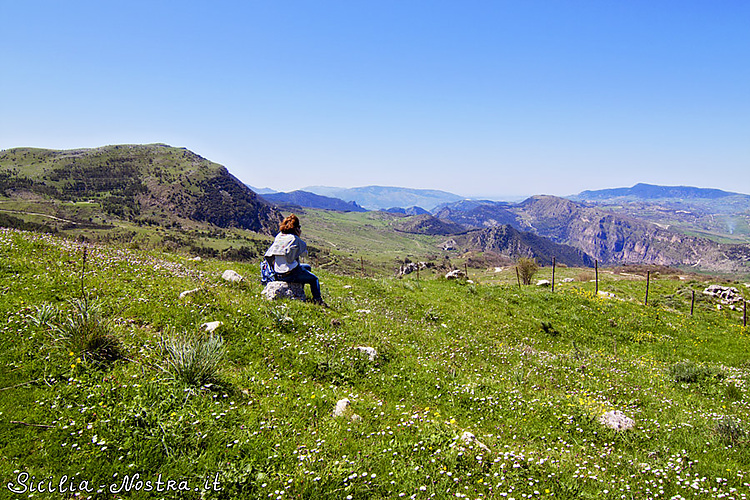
[279,214,301,235]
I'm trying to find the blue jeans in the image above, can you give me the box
[277,263,322,301]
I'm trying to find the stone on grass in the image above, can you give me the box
[703,285,744,305]
[354,346,377,361]
[561,278,575,283]
[179,288,200,299]
[221,270,243,282]
[598,290,616,299]
[598,410,635,431]
[201,321,222,333]
[332,398,360,421]
[455,431,490,453]
[445,269,466,280]
[536,279,551,287]
[261,281,306,301]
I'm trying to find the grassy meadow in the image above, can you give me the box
[1,227,749,499]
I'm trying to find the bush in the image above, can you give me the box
[668,360,722,383]
[516,257,539,285]
[159,330,226,386]
[715,417,746,444]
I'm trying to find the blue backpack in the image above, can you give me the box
[260,258,276,284]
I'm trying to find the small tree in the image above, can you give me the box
[516,257,539,285]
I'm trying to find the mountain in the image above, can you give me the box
[383,206,429,216]
[513,196,750,272]
[0,144,282,235]
[303,185,464,211]
[457,225,594,267]
[573,183,746,201]
[570,183,750,242]
[433,200,518,229]
[392,213,465,235]
[436,195,750,273]
[262,190,367,212]
[246,185,279,195]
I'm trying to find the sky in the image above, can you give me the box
[1,1,749,199]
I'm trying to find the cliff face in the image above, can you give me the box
[514,196,750,272]
[459,225,594,267]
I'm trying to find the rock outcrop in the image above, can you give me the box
[261,281,306,301]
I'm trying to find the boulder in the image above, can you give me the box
[598,410,635,431]
[261,281,306,301]
[598,290,616,299]
[332,398,350,417]
[201,321,222,333]
[221,270,243,282]
[561,278,575,283]
[445,269,466,280]
[354,346,377,361]
[702,285,744,305]
[536,279,551,287]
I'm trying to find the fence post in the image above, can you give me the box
[595,260,599,295]
[644,271,650,306]
[361,256,365,276]
[516,266,521,289]
[744,299,747,328]
[690,290,695,316]
[552,257,556,292]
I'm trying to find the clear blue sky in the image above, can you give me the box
[2,1,748,198]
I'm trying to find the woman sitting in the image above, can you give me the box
[264,214,325,305]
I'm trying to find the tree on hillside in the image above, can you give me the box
[516,257,538,285]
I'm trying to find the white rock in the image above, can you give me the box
[343,285,352,289]
[189,256,202,261]
[445,269,466,280]
[201,321,222,333]
[221,270,243,282]
[261,281,306,301]
[536,279,551,287]
[179,288,200,299]
[494,267,504,273]
[354,346,377,361]
[598,291,616,299]
[333,398,351,417]
[355,309,371,314]
[561,278,575,283]
[598,410,635,431]
[458,431,490,453]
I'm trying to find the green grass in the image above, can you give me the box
[1,228,748,499]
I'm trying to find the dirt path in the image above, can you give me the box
[0,208,78,224]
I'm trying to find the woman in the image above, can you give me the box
[264,214,325,305]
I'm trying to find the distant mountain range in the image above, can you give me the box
[261,190,366,212]
[303,185,464,211]
[432,195,750,273]
[570,183,750,242]
[2,144,749,273]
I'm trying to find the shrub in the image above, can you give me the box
[50,298,122,362]
[668,360,722,383]
[516,257,539,285]
[715,417,746,444]
[159,330,226,386]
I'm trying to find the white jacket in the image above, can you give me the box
[264,233,307,274]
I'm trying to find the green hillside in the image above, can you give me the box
[0,144,281,236]
[1,228,748,499]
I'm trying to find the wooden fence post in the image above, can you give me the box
[744,299,747,328]
[690,290,695,316]
[516,266,521,289]
[464,263,468,280]
[644,271,650,306]
[595,260,599,295]
[361,256,365,276]
[551,257,556,292]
